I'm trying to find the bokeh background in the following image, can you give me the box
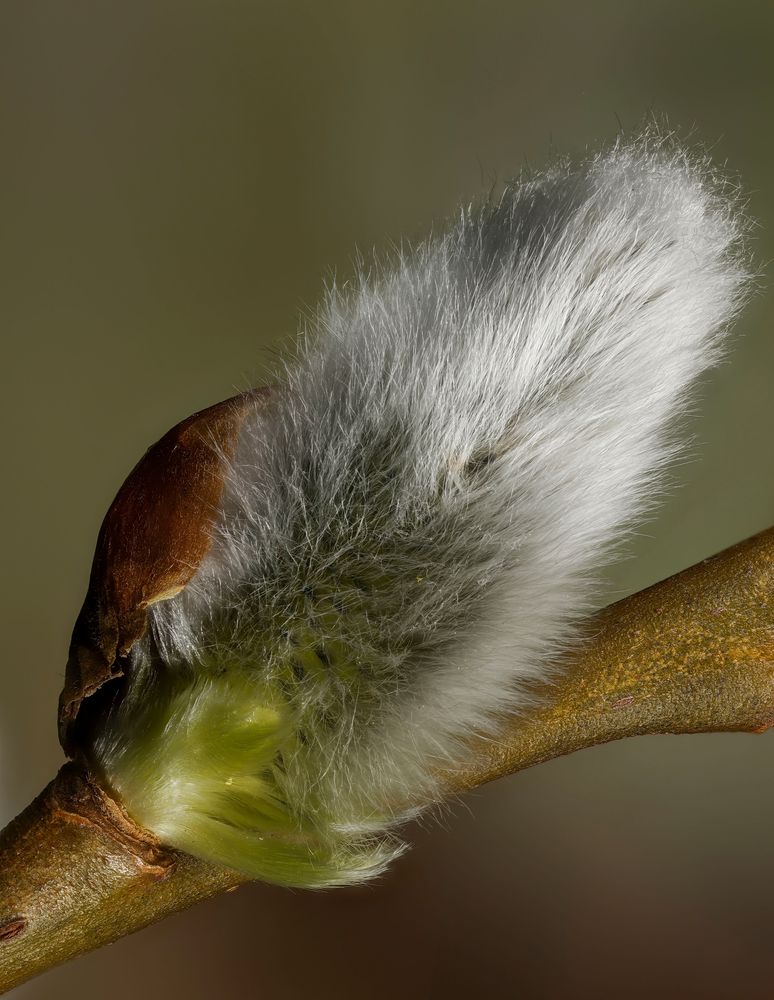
[1,2,773,997]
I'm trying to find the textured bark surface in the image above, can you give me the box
[443,526,774,791]
[2,528,774,991]
[0,764,247,995]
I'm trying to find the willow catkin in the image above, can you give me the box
[90,132,752,887]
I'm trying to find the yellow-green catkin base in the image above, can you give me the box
[92,669,397,887]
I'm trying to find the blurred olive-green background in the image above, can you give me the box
[1,2,773,997]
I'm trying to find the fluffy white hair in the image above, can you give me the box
[93,133,751,885]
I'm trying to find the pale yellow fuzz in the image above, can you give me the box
[94,671,398,887]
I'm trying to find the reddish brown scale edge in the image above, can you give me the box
[58,389,269,754]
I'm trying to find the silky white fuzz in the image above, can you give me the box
[93,133,751,886]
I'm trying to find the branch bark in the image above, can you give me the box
[2,526,773,992]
